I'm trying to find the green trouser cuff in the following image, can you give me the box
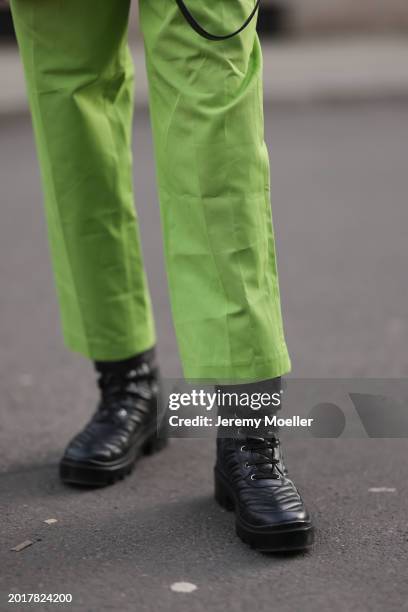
[63,329,156,363]
[183,353,292,383]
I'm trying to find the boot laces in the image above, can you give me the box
[242,435,283,480]
[96,364,155,422]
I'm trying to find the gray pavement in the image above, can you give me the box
[1,102,408,611]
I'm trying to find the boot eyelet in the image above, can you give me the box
[244,462,250,469]
[240,445,247,452]
[250,474,257,480]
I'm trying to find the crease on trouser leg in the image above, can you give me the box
[10,0,156,360]
[140,0,291,381]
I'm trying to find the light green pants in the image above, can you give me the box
[10,0,291,381]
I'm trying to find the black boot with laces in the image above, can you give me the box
[59,348,167,486]
[214,378,314,552]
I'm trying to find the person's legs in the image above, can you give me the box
[139,0,290,381]
[10,0,155,360]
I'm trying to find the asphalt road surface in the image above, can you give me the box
[1,103,408,611]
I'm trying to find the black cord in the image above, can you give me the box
[174,0,260,41]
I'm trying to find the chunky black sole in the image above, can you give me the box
[59,430,168,487]
[214,469,314,552]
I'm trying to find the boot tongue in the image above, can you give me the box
[231,405,280,440]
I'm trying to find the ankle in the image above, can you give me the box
[94,347,157,376]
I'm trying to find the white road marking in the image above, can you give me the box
[170,582,197,593]
[368,487,396,493]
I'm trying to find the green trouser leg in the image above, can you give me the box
[10,0,156,361]
[139,0,291,380]
[11,0,291,381]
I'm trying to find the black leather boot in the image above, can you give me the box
[214,379,314,552]
[59,349,167,486]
